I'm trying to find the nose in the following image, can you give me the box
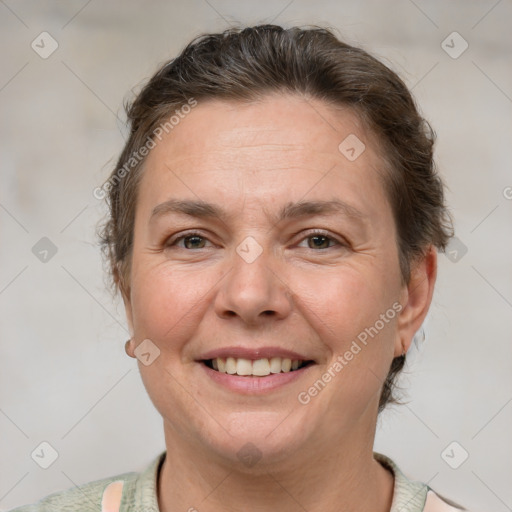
[214,241,293,326]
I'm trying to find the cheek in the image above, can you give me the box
[129,261,205,341]
[288,266,399,427]
[302,265,399,396]
[303,264,397,337]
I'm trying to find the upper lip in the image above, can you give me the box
[197,346,315,362]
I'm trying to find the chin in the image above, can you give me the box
[194,409,314,471]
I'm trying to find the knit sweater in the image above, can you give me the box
[8,451,464,511]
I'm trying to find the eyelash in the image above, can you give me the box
[165,230,345,250]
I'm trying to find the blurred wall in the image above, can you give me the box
[1,1,511,510]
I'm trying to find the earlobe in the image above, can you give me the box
[125,338,136,358]
[395,246,437,358]
[122,294,136,359]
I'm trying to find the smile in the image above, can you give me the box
[202,357,314,376]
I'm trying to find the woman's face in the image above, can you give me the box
[123,93,434,466]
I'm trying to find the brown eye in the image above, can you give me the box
[297,231,341,250]
[167,232,211,249]
[182,235,207,249]
[310,235,333,249]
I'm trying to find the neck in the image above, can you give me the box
[157,421,394,512]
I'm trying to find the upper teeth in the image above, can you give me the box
[211,357,304,376]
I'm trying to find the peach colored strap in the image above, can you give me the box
[101,480,124,512]
[424,490,462,511]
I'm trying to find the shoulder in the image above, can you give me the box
[6,471,138,512]
[6,451,165,512]
[374,452,471,512]
[424,490,469,511]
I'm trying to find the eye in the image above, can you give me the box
[166,232,213,250]
[165,230,344,251]
[297,231,343,250]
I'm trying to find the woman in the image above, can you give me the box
[11,24,468,512]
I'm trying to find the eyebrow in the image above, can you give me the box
[150,198,367,225]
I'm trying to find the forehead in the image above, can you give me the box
[137,93,391,219]
[149,94,373,165]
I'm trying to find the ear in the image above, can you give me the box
[117,266,135,356]
[121,290,136,359]
[121,287,134,336]
[395,246,437,357]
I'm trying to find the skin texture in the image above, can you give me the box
[122,93,437,512]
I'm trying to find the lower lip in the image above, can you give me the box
[199,362,314,394]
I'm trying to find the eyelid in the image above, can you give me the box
[165,230,215,248]
[295,229,345,248]
[165,228,347,249]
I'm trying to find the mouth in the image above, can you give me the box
[201,357,315,377]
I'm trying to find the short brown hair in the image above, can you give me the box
[98,24,453,411]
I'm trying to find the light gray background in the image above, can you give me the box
[1,1,511,511]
